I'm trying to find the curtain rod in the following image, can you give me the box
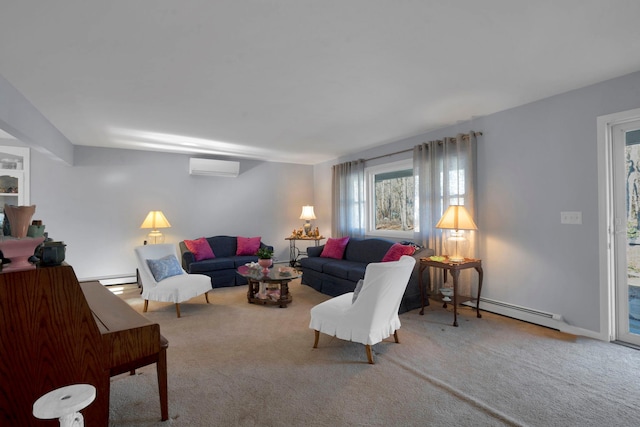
[363,131,482,163]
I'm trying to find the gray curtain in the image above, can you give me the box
[331,159,365,238]
[413,132,478,294]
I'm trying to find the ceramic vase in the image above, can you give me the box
[4,204,36,238]
[0,236,45,271]
[258,258,272,274]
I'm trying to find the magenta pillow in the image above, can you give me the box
[237,236,261,256]
[184,237,215,261]
[320,236,350,259]
[381,243,416,262]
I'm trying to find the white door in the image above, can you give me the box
[612,119,640,346]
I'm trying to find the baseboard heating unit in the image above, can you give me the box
[463,297,564,329]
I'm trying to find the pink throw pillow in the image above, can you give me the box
[184,237,215,261]
[381,243,416,262]
[320,236,350,259]
[237,236,261,256]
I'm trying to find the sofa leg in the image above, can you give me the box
[143,300,149,313]
[175,303,181,318]
[365,345,374,364]
[394,330,400,343]
[205,292,210,304]
[313,330,320,348]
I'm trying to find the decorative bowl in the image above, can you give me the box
[440,287,453,301]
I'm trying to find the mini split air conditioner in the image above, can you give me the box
[189,158,240,177]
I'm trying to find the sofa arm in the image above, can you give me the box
[259,242,274,252]
[412,246,434,261]
[307,245,324,257]
[178,241,195,271]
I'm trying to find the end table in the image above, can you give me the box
[418,256,483,327]
[285,236,325,267]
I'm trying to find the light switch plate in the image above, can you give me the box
[561,211,582,224]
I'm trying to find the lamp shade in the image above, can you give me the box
[435,205,477,231]
[299,206,316,220]
[140,211,171,229]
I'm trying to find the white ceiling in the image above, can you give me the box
[1,1,639,165]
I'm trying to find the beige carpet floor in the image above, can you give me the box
[107,280,640,426]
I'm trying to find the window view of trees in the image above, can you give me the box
[373,169,414,231]
[626,134,640,334]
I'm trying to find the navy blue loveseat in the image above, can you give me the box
[179,236,273,288]
[299,237,433,314]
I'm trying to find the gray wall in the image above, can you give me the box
[313,70,640,336]
[28,146,314,280]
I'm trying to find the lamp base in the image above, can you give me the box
[444,230,469,263]
[147,230,165,244]
[303,222,312,237]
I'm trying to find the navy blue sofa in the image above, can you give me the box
[179,236,273,288]
[299,237,433,314]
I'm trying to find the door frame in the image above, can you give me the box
[597,107,640,342]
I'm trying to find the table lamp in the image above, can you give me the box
[140,211,171,244]
[299,205,316,236]
[435,205,477,262]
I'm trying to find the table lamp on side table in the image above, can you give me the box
[140,211,171,244]
[299,205,316,236]
[435,205,477,262]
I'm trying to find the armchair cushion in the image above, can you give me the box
[184,237,215,261]
[147,255,183,282]
[236,236,261,256]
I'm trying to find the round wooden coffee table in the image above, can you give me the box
[237,265,300,308]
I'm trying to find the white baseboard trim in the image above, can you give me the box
[463,298,607,341]
[78,273,137,285]
[98,276,137,286]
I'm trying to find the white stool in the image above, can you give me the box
[33,384,96,427]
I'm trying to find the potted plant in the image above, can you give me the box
[256,247,273,259]
[256,247,274,273]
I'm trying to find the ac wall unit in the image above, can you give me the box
[189,158,240,177]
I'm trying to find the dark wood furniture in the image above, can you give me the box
[418,256,483,327]
[0,264,167,426]
[237,265,300,308]
[80,280,168,421]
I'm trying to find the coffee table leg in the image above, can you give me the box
[247,279,255,303]
[280,281,289,308]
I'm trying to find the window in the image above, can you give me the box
[443,168,466,207]
[365,159,415,238]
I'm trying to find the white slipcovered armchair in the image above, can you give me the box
[135,244,211,318]
[309,255,416,364]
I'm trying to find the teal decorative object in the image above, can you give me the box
[27,224,45,237]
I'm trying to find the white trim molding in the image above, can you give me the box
[597,107,640,343]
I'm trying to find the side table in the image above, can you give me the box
[285,236,325,267]
[418,256,483,327]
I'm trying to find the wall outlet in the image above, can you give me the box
[561,211,582,225]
